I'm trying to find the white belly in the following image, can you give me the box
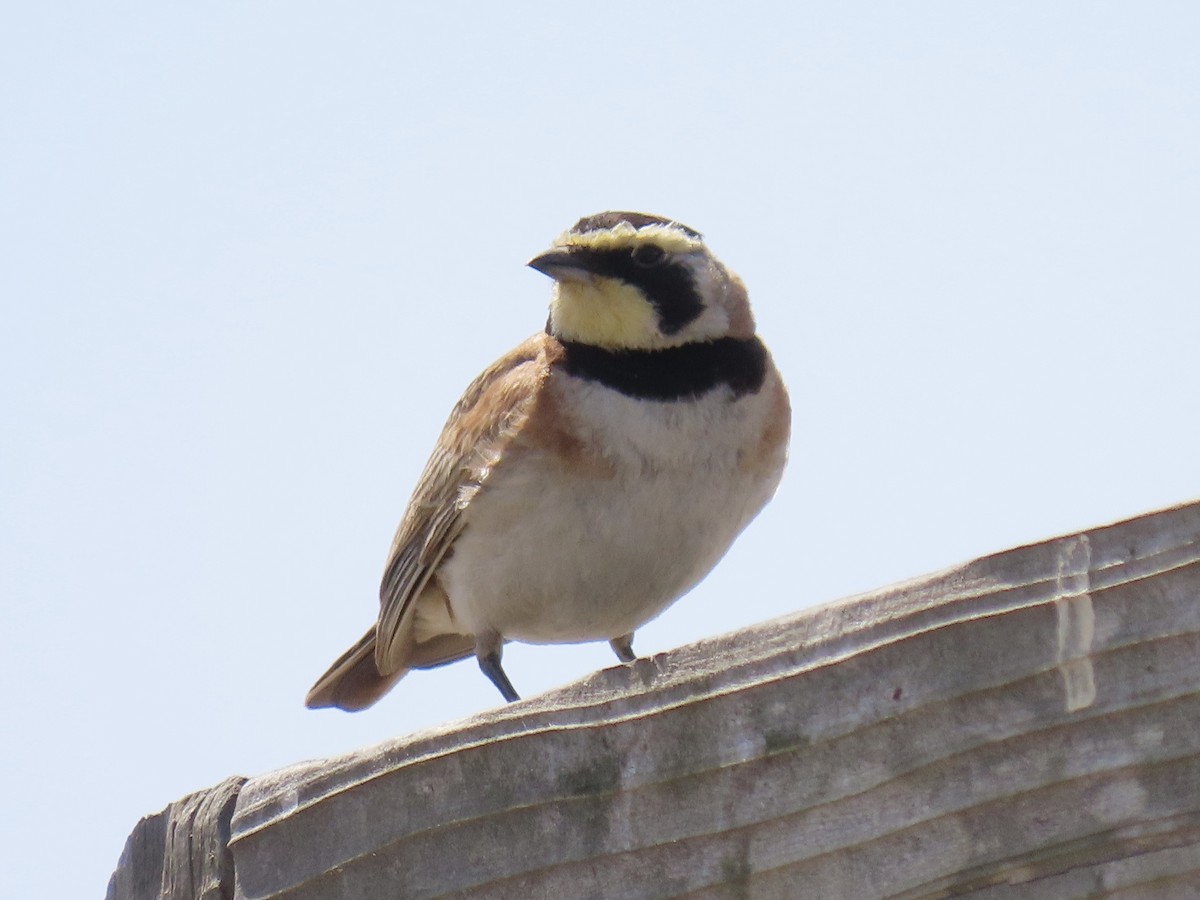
[436,376,785,644]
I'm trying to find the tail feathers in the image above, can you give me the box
[305,629,406,712]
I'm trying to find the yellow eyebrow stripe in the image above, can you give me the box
[553,222,704,255]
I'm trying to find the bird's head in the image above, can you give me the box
[529,211,754,350]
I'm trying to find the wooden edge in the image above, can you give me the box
[107,775,246,900]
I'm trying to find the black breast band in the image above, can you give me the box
[558,337,768,401]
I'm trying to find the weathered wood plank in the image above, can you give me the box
[228,501,1200,898]
[107,776,245,900]
[108,500,1200,898]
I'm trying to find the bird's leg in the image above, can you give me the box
[479,654,519,703]
[609,633,637,664]
[476,631,520,702]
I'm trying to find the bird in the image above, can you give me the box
[305,211,790,710]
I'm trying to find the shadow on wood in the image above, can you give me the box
[108,501,1200,899]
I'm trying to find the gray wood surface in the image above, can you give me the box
[107,775,245,900]
[110,501,1200,898]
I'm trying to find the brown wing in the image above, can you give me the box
[373,333,560,673]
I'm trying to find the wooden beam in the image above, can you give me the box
[107,776,244,900]
[109,501,1200,898]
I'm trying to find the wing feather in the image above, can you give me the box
[374,333,558,672]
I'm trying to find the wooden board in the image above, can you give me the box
[107,776,245,900]
[111,501,1200,898]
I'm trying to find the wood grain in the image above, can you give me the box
[110,501,1200,898]
[107,775,245,900]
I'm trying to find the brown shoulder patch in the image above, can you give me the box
[511,337,616,478]
[745,369,791,476]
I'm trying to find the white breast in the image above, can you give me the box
[437,372,786,645]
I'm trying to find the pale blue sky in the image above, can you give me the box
[3,4,1198,897]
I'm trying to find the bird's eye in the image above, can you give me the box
[631,244,667,267]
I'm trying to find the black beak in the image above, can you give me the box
[527,249,594,283]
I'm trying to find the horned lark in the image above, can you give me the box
[306,211,790,710]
